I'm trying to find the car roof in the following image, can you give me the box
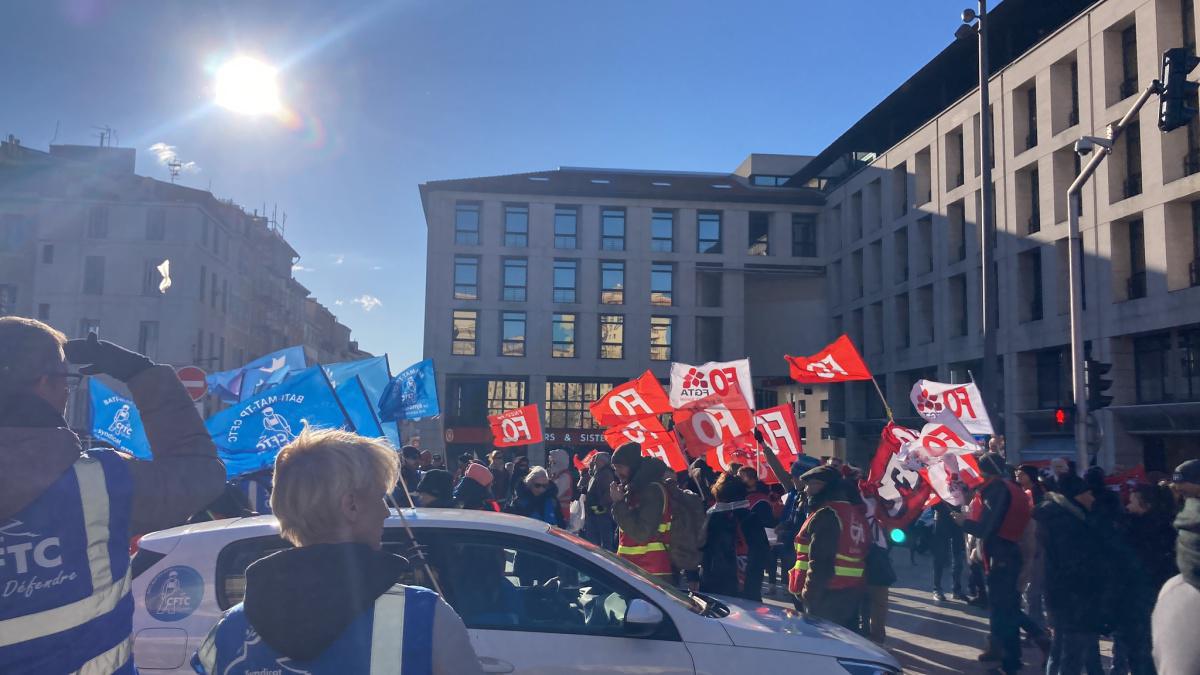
[140,508,551,545]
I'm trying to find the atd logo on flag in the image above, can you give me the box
[489,404,544,447]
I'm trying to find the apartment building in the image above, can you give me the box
[0,137,367,428]
[419,157,834,464]
[800,0,1200,471]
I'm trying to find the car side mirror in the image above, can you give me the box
[623,598,664,637]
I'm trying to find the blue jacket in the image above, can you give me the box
[194,584,436,674]
[0,450,135,674]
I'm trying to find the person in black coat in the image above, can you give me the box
[1109,483,1177,675]
[700,471,771,602]
[1034,473,1108,675]
[930,501,966,602]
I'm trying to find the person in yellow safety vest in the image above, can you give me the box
[0,320,227,674]
[610,443,673,578]
[194,428,483,675]
[788,465,869,629]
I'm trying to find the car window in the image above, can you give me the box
[550,529,703,615]
[419,529,675,639]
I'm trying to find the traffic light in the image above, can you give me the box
[1159,47,1200,132]
[1085,358,1114,410]
[1054,407,1070,430]
[889,528,907,545]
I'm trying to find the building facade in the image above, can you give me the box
[805,0,1200,472]
[419,159,835,464]
[0,138,367,429]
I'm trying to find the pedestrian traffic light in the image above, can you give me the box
[1085,358,1114,410]
[1054,407,1069,430]
[1159,47,1200,132]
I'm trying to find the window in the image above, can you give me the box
[650,263,673,306]
[545,380,617,429]
[748,212,770,255]
[501,311,526,356]
[83,256,105,295]
[0,285,15,316]
[894,227,909,282]
[202,217,210,248]
[454,256,478,300]
[820,399,829,412]
[455,202,481,245]
[792,213,817,257]
[752,175,790,186]
[138,321,159,359]
[554,206,577,249]
[1019,249,1044,322]
[651,210,674,252]
[1120,25,1139,100]
[1069,60,1080,126]
[143,260,162,295]
[36,303,49,321]
[1128,218,1147,299]
[551,313,576,358]
[601,208,625,251]
[948,200,966,262]
[697,211,722,253]
[452,310,478,355]
[696,316,722,362]
[1193,203,1200,286]
[41,244,53,264]
[600,261,624,304]
[1134,334,1171,403]
[1025,84,1038,150]
[1124,122,1142,198]
[487,379,527,417]
[553,260,577,303]
[1027,167,1041,233]
[599,314,624,359]
[820,428,831,440]
[210,272,218,308]
[698,269,722,307]
[1036,347,1070,408]
[502,258,527,302]
[199,265,207,300]
[87,205,108,238]
[0,214,28,252]
[1183,328,1200,400]
[504,204,528,247]
[896,293,910,348]
[146,208,166,241]
[1186,0,1197,52]
[650,316,673,361]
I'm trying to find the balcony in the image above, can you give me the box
[1128,270,1147,299]
[1124,173,1143,199]
[1185,149,1200,177]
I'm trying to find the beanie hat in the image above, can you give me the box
[400,445,421,461]
[611,443,643,471]
[463,461,494,488]
[799,465,842,485]
[415,469,452,502]
[1174,459,1200,486]
[1055,472,1090,501]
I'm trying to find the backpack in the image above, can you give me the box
[661,481,707,572]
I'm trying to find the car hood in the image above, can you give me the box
[711,595,898,667]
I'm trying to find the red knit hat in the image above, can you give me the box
[464,461,494,488]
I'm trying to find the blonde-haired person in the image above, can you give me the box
[0,319,225,674]
[194,428,482,675]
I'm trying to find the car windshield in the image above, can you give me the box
[548,528,704,614]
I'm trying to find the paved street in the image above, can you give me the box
[764,549,1114,674]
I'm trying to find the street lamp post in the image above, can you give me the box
[959,1,1002,436]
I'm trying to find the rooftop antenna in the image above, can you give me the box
[167,158,182,183]
[92,125,116,147]
[49,121,60,145]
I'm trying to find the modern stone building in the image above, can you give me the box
[802,0,1200,471]
[419,157,835,464]
[0,137,367,429]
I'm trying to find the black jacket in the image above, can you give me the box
[1034,492,1111,631]
[700,502,770,601]
[1123,510,1178,593]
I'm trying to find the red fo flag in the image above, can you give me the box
[752,404,803,481]
[861,422,930,531]
[602,417,688,472]
[785,334,873,384]
[573,449,599,472]
[488,404,543,447]
[674,404,756,467]
[589,371,673,427]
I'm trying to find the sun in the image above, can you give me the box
[214,56,281,116]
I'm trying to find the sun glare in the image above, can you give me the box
[214,56,281,116]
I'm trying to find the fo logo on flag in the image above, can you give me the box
[489,404,544,447]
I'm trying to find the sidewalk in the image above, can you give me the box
[764,549,1113,674]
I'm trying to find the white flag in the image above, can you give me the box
[669,359,755,409]
[156,259,172,293]
[910,380,994,435]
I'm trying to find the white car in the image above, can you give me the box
[129,509,900,674]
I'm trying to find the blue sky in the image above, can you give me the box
[3,0,978,366]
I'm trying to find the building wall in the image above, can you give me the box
[420,181,834,464]
[822,0,1200,470]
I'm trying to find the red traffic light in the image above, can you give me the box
[1055,408,1067,427]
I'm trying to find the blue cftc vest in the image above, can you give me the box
[193,584,436,675]
[0,450,135,674]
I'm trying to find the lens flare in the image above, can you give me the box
[214,56,281,115]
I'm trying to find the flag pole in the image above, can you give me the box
[870,376,893,421]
